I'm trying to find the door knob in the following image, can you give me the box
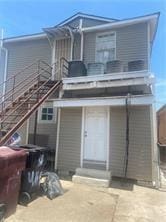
[84,131,87,137]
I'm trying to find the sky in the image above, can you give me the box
[0,0,165,109]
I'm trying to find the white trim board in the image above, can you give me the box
[4,33,46,43]
[63,76,154,91]
[63,70,152,84]
[53,95,154,107]
[82,13,159,32]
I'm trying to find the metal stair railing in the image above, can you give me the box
[0,60,62,145]
[0,60,54,114]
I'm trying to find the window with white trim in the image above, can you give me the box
[96,32,116,63]
[38,102,56,123]
[41,107,53,121]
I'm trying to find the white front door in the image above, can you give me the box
[83,107,108,161]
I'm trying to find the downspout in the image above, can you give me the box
[66,27,74,61]
[124,93,131,177]
[52,40,56,80]
[79,19,84,61]
[45,33,55,80]
[0,29,8,101]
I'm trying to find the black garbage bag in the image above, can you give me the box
[40,172,64,200]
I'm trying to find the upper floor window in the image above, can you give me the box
[95,32,116,63]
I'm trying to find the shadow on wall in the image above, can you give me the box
[28,134,49,147]
[110,177,135,191]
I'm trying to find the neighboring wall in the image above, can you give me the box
[57,108,82,172]
[83,22,148,70]
[157,107,166,145]
[110,106,152,181]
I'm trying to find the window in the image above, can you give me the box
[41,107,53,121]
[96,32,116,63]
[38,102,56,123]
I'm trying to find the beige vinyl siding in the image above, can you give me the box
[73,34,81,60]
[57,108,82,172]
[5,38,51,79]
[28,104,57,149]
[55,38,71,61]
[4,38,52,141]
[4,38,51,96]
[110,106,152,181]
[55,38,71,79]
[83,22,148,70]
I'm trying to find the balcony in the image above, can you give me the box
[60,58,154,92]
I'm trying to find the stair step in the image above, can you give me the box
[1,121,18,125]
[1,114,25,117]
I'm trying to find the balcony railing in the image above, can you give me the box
[60,57,148,79]
[60,58,154,91]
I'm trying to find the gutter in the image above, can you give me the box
[82,13,159,32]
[3,33,46,43]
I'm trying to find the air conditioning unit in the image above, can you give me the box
[87,63,105,76]
[68,61,87,77]
[106,60,123,73]
[128,60,145,71]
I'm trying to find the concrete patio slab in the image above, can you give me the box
[6,179,166,222]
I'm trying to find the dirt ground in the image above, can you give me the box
[6,179,166,222]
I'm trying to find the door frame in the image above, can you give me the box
[80,106,110,170]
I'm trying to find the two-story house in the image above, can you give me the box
[0,12,160,187]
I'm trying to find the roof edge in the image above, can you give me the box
[82,12,160,32]
[56,12,118,27]
[3,32,46,43]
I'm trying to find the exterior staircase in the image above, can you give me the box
[0,60,62,145]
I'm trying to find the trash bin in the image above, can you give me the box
[0,146,27,220]
[18,144,48,205]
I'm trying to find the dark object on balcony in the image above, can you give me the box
[128,60,145,71]
[68,61,87,77]
[0,146,27,219]
[106,60,123,73]
[87,63,104,75]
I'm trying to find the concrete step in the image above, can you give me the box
[72,168,111,188]
[75,168,111,180]
[72,175,110,188]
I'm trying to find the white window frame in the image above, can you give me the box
[95,31,116,63]
[38,101,57,124]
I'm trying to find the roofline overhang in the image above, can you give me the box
[82,13,160,32]
[2,12,160,45]
[56,12,118,27]
[3,33,46,43]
